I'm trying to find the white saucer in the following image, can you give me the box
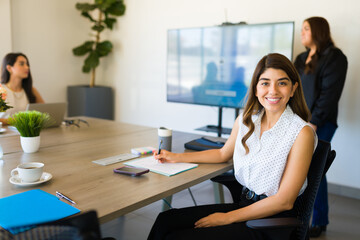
[0,128,6,133]
[9,172,52,187]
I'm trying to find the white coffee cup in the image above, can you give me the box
[158,127,172,151]
[11,162,44,182]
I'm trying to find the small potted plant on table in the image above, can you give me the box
[8,111,51,153]
[0,83,13,157]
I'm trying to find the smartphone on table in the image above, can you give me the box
[113,166,149,176]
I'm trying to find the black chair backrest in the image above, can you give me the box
[0,211,102,240]
[44,210,102,240]
[293,139,334,240]
[11,210,103,240]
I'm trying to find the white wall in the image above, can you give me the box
[9,0,360,189]
[0,0,12,61]
[10,0,94,102]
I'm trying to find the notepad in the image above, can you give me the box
[125,156,198,176]
[0,189,80,234]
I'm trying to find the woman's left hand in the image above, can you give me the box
[194,212,230,228]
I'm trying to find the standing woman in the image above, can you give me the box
[294,16,348,238]
[0,53,44,124]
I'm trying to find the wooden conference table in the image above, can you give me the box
[0,117,232,223]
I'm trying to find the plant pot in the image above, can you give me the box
[67,85,114,120]
[20,136,40,153]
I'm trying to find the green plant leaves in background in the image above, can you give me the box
[78,40,112,73]
[73,41,94,56]
[96,0,117,11]
[104,17,116,29]
[91,24,105,32]
[96,41,112,56]
[84,50,100,72]
[75,3,97,11]
[73,0,126,81]
[81,11,96,22]
[106,1,126,16]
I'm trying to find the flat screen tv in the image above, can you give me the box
[166,21,294,109]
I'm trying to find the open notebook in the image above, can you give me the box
[125,156,198,176]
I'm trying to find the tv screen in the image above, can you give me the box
[166,21,294,109]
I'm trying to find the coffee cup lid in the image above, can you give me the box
[158,127,172,137]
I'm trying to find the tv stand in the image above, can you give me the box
[196,107,239,137]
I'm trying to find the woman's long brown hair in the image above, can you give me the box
[241,53,311,154]
[1,53,36,103]
[304,17,334,74]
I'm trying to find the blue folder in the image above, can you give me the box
[0,189,80,234]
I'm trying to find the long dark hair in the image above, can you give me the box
[1,52,36,103]
[241,53,311,153]
[304,17,334,74]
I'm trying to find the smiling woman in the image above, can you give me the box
[255,68,298,123]
[148,53,316,240]
[0,52,44,125]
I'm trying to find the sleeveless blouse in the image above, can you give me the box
[0,85,29,119]
[233,105,317,197]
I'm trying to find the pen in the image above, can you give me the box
[158,140,163,154]
[56,191,76,205]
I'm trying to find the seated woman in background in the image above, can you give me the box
[148,53,317,240]
[0,52,44,124]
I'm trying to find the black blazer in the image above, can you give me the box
[294,46,348,127]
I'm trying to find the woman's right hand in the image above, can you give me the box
[153,150,179,163]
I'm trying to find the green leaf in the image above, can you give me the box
[76,3,97,12]
[92,24,105,32]
[81,11,95,22]
[82,64,91,73]
[84,50,100,70]
[96,41,113,57]
[96,0,117,11]
[72,41,94,56]
[104,17,116,29]
[106,1,126,16]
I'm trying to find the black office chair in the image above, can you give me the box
[211,139,335,240]
[1,211,115,240]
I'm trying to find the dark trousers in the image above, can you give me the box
[148,200,296,240]
[312,122,337,226]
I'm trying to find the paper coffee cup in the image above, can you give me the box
[158,127,172,151]
[11,162,44,182]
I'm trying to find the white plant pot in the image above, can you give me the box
[20,136,41,153]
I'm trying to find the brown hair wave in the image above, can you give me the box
[304,16,334,74]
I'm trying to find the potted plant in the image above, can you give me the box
[0,83,12,113]
[8,111,51,153]
[0,84,13,158]
[68,0,126,120]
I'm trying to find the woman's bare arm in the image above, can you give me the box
[195,125,315,227]
[154,116,241,164]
